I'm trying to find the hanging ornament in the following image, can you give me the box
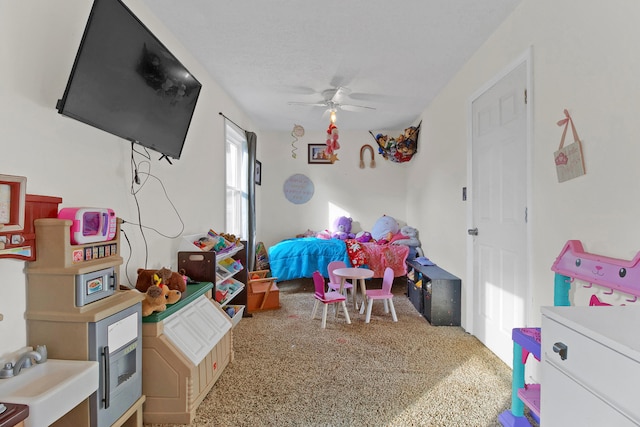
[291,124,305,159]
[325,122,340,163]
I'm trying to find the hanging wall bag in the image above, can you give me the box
[554,109,586,183]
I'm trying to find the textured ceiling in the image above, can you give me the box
[141,0,523,131]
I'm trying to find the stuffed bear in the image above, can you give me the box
[136,267,186,293]
[371,215,400,243]
[164,269,187,293]
[141,280,182,317]
[332,216,355,240]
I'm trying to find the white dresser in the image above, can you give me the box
[541,306,640,426]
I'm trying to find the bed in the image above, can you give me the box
[268,237,409,282]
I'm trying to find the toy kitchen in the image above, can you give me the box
[21,209,145,427]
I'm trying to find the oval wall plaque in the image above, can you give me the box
[283,173,314,204]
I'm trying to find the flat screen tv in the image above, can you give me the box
[56,0,202,161]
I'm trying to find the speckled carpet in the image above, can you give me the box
[145,278,514,427]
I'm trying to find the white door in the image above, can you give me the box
[470,62,528,367]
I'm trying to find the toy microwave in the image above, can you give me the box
[58,207,117,245]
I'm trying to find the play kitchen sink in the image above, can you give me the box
[0,347,98,427]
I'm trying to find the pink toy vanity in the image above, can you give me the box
[499,240,640,427]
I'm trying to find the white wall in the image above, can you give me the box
[256,129,410,247]
[0,0,411,356]
[5,0,638,360]
[406,0,640,328]
[0,0,254,355]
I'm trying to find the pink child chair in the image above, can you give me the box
[364,267,398,323]
[311,270,351,328]
[327,260,355,306]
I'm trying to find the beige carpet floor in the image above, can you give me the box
[146,278,515,427]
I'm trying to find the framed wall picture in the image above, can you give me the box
[255,160,262,185]
[308,144,331,164]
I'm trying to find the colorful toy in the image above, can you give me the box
[355,231,372,243]
[316,229,331,239]
[500,240,640,427]
[370,215,400,243]
[369,122,420,163]
[141,282,182,317]
[136,267,187,293]
[332,216,355,240]
[392,226,421,247]
[552,239,640,303]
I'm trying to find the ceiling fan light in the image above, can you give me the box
[330,109,337,124]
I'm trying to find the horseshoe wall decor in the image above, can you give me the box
[359,144,376,169]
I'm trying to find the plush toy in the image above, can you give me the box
[136,267,187,293]
[371,215,400,243]
[332,216,355,240]
[316,229,331,239]
[296,229,317,238]
[165,288,182,303]
[391,225,423,259]
[141,281,182,317]
[164,270,187,292]
[355,231,372,243]
[392,225,421,247]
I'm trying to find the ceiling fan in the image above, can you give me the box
[288,87,375,122]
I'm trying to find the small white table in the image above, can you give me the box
[332,267,374,312]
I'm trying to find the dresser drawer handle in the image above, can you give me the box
[553,342,568,360]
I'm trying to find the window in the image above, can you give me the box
[225,121,248,239]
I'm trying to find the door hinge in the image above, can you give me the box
[524,89,528,105]
[525,207,528,223]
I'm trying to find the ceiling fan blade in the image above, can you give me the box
[331,86,351,103]
[339,103,376,112]
[288,101,328,108]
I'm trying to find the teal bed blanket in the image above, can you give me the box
[268,237,352,282]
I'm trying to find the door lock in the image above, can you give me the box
[467,228,478,236]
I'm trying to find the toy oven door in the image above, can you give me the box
[75,267,116,306]
[88,303,142,427]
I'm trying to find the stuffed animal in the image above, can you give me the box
[165,287,182,304]
[316,229,331,239]
[355,231,372,243]
[164,270,187,292]
[371,215,400,243]
[136,267,187,293]
[391,225,422,259]
[141,281,182,317]
[392,225,421,247]
[332,216,355,240]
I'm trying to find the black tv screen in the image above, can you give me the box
[57,0,202,160]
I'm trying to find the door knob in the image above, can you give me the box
[467,228,478,236]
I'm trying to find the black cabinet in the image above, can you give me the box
[406,260,461,326]
[406,265,424,314]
